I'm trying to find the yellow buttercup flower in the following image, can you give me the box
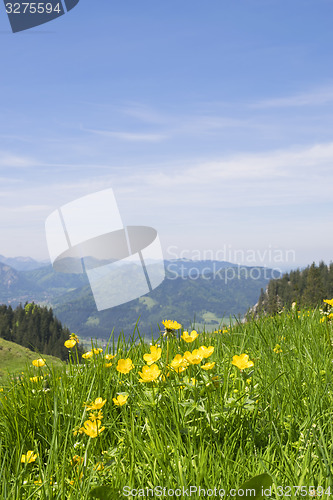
[85,397,106,410]
[21,451,37,463]
[70,333,79,343]
[105,362,112,368]
[162,320,182,331]
[232,353,254,370]
[30,376,43,382]
[323,299,333,306]
[273,344,282,354]
[32,359,46,367]
[201,362,216,370]
[80,419,105,438]
[117,358,134,374]
[181,330,199,343]
[105,354,116,360]
[89,410,103,422]
[71,455,84,466]
[64,339,76,348]
[198,345,214,358]
[139,364,161,382]
[94,462,104,471]
[82,351,93,359]
[92,348,103,354]
[113,394,129,406]
[143,345,162,365]
[170,354,189,373]
[184,349,204,365]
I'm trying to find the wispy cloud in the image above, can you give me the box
[84,127,167,143]
[0,152,37,168]
[252,85,333,108]
[5,204,52,213]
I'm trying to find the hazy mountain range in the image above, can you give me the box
[0,256,279,338]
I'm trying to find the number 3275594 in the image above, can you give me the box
[5,3,62,14]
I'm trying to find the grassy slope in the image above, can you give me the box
[0,338,63,382]
[1,308,333,498]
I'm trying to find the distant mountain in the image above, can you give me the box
[0,263,43,303]
[0,255,49,271]
[52,264,274,338]
[0,258,278,339]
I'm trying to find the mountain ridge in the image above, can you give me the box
[0,258,277,338]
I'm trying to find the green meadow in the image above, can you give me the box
[0,307,333,499]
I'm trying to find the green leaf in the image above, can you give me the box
[236,473,273,499]
[89,486,120,499]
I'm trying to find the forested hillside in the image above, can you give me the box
[254,261,333,316]
[0,303,83,361]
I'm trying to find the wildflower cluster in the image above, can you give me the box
[320,298,333,323]
[74,397,106,438]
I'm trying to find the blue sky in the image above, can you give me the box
[1,0,333,269]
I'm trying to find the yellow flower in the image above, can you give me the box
[32,359,46,367]
[85,397,106,410]
[162,320,182,331]
[30,376,43,382]
[71,455,84,466]
[273,344,282,354]
[320,317,326,323]
[80,419,105,438]
[323,299,333,306]
[117,358,134,374]
[184,349,204,365]
[143,345,162,365]
[170,354,189,373]
[82,351,93,359]
[92,348,103,354]
[181,330,199,343]
[105,354,116,360]
[232,353,254,370]
[64,339,76,348]
[21,451,37,463]
[89,410,103,421]
[201,362,216,370]
[139,364,161,382]
[70,333,79,343]
[222,329,229,334]
[105,362,112,368]
[94,462,104,471]
[113,394,129,406]
[198,345,214,358]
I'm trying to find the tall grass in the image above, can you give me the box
[0,308,332,499]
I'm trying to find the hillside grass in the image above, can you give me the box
[0,307,333,499]
[0,338,63,381]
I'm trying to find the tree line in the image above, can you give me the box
[254,261,333,316]
[0,302,83,361]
